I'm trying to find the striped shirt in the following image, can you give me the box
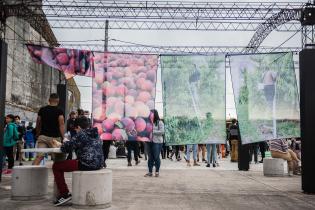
[269,139,288,153]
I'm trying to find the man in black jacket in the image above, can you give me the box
[52,116,104,206]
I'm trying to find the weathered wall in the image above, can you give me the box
[4,16,80,123]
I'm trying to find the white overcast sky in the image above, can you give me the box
[49,0,306,118]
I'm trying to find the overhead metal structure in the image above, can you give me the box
[58,43,301,55]
[0,0,309,53]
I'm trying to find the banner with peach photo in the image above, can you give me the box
[27,44,158,141]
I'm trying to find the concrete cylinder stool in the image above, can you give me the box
[263,158,288,176]
[11,166,48,200]
[72,169,112,209]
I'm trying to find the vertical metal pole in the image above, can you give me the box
[0,40,8,182]
[104,20,109,52]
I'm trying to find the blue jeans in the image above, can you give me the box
[206,144,217,164]
[25,142,35,159]
[147,142,162,173]
[186,144,198,161]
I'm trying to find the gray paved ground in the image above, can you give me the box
[1,154,314,210]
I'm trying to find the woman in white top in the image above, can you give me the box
[144,109,164,177]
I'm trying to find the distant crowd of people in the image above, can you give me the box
[1,93,302,206]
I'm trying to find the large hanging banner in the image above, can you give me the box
[229,52,300,144]
[161,55,226,145]
[27,45,158,141]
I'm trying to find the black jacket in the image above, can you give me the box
[61,127,104,170]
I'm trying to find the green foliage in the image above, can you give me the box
[232,53,300,143]
[161,55,226,145]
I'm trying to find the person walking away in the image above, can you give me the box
[258,141,267,163]
[185,144,199,166]
[2,114,19,175]
[102,140,112,168]
[66,111,77,160]
[206,144,217,167]
[126,140,140,166]
[14,116,26,165]
[145,109,164,177]
[24,123,35,161]
[33,93,65,165]
[249,143,259,164]
[52,116,104,206]
[229,119,239,162]
[169,145,181,161]
[197,144,206,162]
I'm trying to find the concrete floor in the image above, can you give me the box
[0,156,314,210]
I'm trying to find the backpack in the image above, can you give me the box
[24,130,35,142]
[12,124,19,141]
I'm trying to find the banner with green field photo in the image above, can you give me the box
[229,52,300,144]
[161,55,226,145]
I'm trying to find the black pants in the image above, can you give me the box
[4,146,14,169]
[126,141,139,162]
[170,146,180,159]
[259,142,266,160]
[161,143,169,159]
[249,144,258,163]
[102,141,111,163]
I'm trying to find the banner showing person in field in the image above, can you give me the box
[229,52,300,144]
[27,44,158,142]
[161,55,226,145]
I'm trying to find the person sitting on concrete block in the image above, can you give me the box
[269,138,301,176]
[52,116,104,206]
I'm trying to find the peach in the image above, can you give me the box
[112,128,128,141]
[100,133,112,141]
[136,77,146,89]
[93,107,106,122]
[137,91,151,103]
[138,72,147,79]
[116,84,127,96]
[127,89,138,98]
[102,82,116,96]
[121,117,135,132]
[135,117,146,132]
[125,95,135,105]
[146,70,156,82]
[107,113,122,123]
[102,119,114,132]
[146,122,153,133]
[125,104,138,118]
[56,53,69,65]
[94,70,105,85]
[146,100,155,110]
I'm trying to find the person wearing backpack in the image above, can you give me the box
[2,114,18,175]
[24,122,35,161]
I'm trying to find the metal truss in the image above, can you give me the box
[245,9,301,53]
[302,25,315,48]
[58,43,301,55]
[48,19,301,32]
[38,1,304,20]
[1,1,307,52]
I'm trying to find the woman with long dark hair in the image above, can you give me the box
[144,109,164,177]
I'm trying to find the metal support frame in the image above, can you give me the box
[302,25,315,48]
[1,1,307,54]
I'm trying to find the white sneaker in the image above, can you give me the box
[288,171,294,177]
